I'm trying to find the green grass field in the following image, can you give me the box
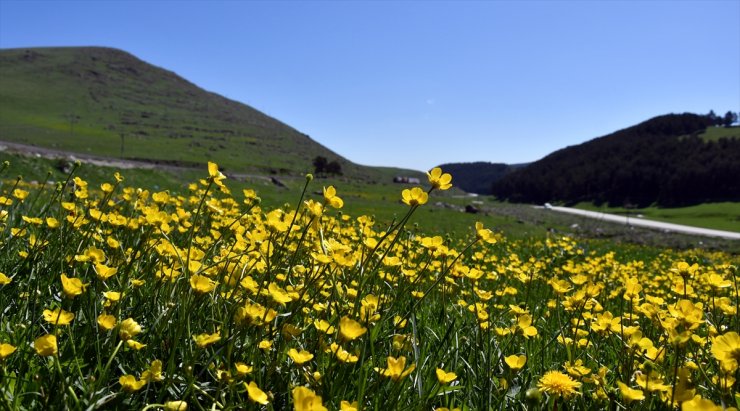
[697,126,740,141]
[572,202,740,233]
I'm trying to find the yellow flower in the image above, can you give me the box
[292,386,327,411]
[634,371,670,392]
[119,318,142,341]
[288,348,314,365]
[103,291,122,302]
[0,343,17,360]
[258,340,273,351]
[34,334,57,356]
[435,368,458,384]
[189,274,216,293]
[323,186,344,209]
[401,187,428,206]
[711,331,740,372]
[126,340,147,350]
[537,370,581,399]
[681,395,725,411]
[119,375,146,392]
[46,217,60,228]
[207,161,227,189]
[246,381,270,405]
[13,188,29,200]
[0,272,11,285]
[339,316,367,341]
[475,221,496,244]
[235,362,253,376]
[97,314,117,330]
[164,400,188,411]
[375,356,416,381]
[516,314,537,338]
[427,167,452,190]
[61,274,87,298]
[504,354,527,371]
[43,308,75,326]
[616,381,645,403]
[141,359,164,382]
[340,400,359,411]
[94,263,118,281]
[193,332,221,348]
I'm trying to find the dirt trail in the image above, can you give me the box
[0,140,272,182]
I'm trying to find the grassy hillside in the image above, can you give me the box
[0,47,420,182]
[698,125,740,141]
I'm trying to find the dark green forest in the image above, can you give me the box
[434,162,526,194]
[490,113,740,207]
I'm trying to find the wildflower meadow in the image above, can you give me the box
[0,161,738,410]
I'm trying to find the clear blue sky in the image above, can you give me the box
[1,0,738,171]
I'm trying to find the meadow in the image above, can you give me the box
[0,161,738,411]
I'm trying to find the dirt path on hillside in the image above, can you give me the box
[0,140,273,182]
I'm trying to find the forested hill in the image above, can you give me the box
[491,113,740,207]
[435,162,526,194]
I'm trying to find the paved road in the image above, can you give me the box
[539,206,740,240]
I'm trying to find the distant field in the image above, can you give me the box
[697,126,740,141]
[572,201,740,233]
[4,151,739,253]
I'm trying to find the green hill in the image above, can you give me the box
[0,46,419,181]
[491,113,740,207]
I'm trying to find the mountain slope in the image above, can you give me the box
[435,161,527,194]
[491,113,740,207]
[0,46,413,180]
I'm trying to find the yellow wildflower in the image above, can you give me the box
[164,401,188,411]
[292,386,327,411]
[119,375,146,392]
[537,370,581,399]
[141,359,164,382]
[0,343,17,360]
[401,187,428,206]
[60,274,87,298]
[189,274,216,293]
[339,316,367,341]
[119,318,142,341]
[375,356,416,381]
[504,354,527,371]
[616,381,645,403]
[34,334,57,357]
[288,348,314,365]
[435,368,458,384]
[711,331,740,372]
[323,186,344,209]
[193,332,221,348]
[246,381,270,405]
[427,167,452,190]
[97,314,117,330]
[43,308,74,326]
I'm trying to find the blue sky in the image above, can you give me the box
[1,0,738,171]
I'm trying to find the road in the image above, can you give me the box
[540,205,740,240]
